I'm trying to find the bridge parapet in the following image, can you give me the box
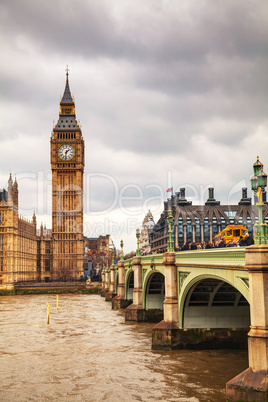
[175,247,246,268]
[123,248,246,271]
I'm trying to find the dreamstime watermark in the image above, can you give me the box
[83,218,139,238]
[12,170,253,219]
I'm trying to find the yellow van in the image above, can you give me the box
[214,224,248,244]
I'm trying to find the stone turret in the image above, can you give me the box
[40,223,44,237]
[7,174,13,206]
[32,211,36,228]
[12,177,18,209]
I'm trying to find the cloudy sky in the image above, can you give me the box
[1,0,268,251]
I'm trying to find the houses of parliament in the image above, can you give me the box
[0,70,85,287]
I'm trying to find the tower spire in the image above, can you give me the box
[60,65,74,106]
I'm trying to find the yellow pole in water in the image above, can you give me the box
[56,294,59,310]
[47,302,49,324]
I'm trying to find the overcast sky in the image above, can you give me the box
[1,0,268,251]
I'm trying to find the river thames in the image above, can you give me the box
[0,294,248,401]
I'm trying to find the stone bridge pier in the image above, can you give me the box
[100,263,109,297]
[112,257,132,310]
[125,256,144,320]
[152,252,180,349]
[106,253,116,301]
[226,245,268,401]
[101,269,105,294]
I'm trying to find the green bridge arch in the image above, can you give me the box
[123,248,249,330]
[179,271,249,328]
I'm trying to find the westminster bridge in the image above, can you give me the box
[103,247,250,347]
[102,244,268,401]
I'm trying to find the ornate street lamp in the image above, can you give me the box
[167,208,175,252]
[250,156,268,244]
[120,239,124,261]
[136,228,141,256]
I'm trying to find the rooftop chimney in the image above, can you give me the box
[205,187,220,206]
[177,188,192,206]
[238,187,251,205]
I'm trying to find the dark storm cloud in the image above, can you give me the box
[2,0,268,62]
[1,0,268,248]
[0,0,119,56]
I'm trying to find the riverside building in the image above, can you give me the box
[150,187,268,252]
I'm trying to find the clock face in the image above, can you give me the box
[58,144,75,161]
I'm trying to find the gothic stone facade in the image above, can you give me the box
[0,72,85,287]
[0,175,53,286]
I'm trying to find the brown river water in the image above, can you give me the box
[0,294,248,402]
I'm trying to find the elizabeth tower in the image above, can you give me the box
[50,68,84,280]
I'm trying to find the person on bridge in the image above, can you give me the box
[181,242,189,251]
[244,233,254,246]
[218,237,226,248]
[190,241,197,250]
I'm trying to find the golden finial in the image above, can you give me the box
[257,155,259,161]
[66,65,69,76]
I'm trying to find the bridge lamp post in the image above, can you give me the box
[136,228,141,256]
[120,239,124,261]
[167,208,175,253]
[250,156,268,244]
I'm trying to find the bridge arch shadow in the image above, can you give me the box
[180,275,250,330]
[144,271,165,310]
[125,269,134,301]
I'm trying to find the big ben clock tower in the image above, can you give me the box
[50,67,85,280]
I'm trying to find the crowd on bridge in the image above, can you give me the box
[151,233,254,254]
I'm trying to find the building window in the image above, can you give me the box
[0,236,3,251]
[220,217,226,230]
[45,242,50,254]
[195,225,201,243]
[0,257,3,271]
[37,242,41,255]
[186,219,193,242]
[45,260,50,271]
[224,210,236,219]
[204,224,209,242]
